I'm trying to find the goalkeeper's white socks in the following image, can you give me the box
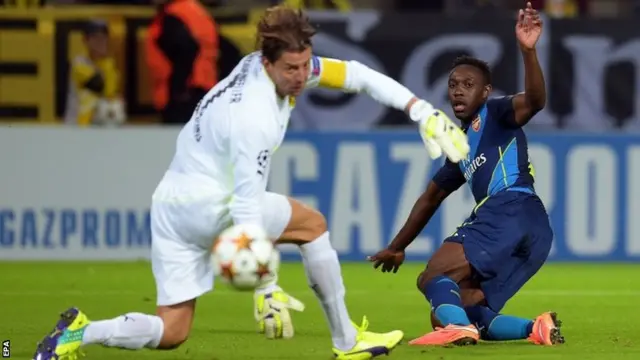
[300,232,358,351]
[82,313,164,349]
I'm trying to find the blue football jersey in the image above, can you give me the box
[433,96,535,203]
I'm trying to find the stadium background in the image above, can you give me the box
[2,0,639,262]
[1,1,640,359]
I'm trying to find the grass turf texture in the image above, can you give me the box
[1,262,639,359]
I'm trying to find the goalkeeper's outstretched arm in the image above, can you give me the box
[304,56,427,120]
[305,56,470,163]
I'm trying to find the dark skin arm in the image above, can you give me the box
[367,181,451,273]
[512,1,546,126]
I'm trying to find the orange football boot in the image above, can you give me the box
[527,311,565,345]
[409,324,480,346]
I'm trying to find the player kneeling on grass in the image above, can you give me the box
[368,2,565,347]
[32,5,469,360]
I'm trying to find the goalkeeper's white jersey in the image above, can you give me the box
[159,51,415,227]
[164,52,288,227]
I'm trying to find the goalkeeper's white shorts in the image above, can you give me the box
[150,171,292,306]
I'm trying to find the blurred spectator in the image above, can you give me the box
[146,0,219,125]
[64,20,126,127]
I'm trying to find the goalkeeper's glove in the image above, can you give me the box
[254,287,305,339]
[409,100,470,163]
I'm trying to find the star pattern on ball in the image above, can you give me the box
[220,264,234,280]
[255,263,270,278]
[235,232,253,250]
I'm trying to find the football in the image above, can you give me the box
[211,224,280,291]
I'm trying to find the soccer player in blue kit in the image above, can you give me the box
[368,2,565,347]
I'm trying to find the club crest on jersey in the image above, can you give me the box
[472,115,481,132]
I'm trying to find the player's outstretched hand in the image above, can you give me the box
[516,1,543,51]
[367,248,405,273]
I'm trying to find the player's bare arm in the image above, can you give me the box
[370,156,465,273]
[368,181,451,273]
[512,1,546,126]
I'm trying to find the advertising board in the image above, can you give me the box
[1,127,638,262]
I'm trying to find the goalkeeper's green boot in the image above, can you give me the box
[333,316,404,360]
[33,307,90,360]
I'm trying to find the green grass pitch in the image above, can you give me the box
[1,262,639,359]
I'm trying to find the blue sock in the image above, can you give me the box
[422,275,471,326]
[465,305,534,340]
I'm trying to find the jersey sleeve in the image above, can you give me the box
[431,159,466,194]
[305,55,415,111]
[487,96,518,128]
[228,97,275,227]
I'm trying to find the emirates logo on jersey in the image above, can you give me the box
[472,115,481,132]
[462,153,487,181]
